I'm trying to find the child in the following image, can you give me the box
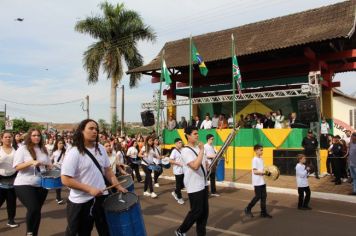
[296,154,312,210]
[169,138,185,205]
[245,144,272,218]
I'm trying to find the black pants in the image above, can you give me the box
[178,187,209,236]
[332,158,341,182]
[142,165,153,192]
[65,195,109,236]
[0,187,17,221]
[56,188,62,201]
[209,171,217,194]
[15,185,48,235]
[246,184,267,214]
[154,164,163,184]
[130,163,142,182]
[175,174,184,199]
[326,157,332,174]
[298,186,311,208]
[341,158,348,178]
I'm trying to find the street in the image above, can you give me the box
[1,178,355,236]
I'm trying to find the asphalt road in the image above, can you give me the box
[1,179,356,236]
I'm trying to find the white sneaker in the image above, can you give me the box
[181,188,187,192]
[154,183,160,187]
[342,178,348,183]
[151,192,158,198]
[211,193,220,197]
[171,191,179,201]
[143,191,151,197]
[177,198,184,205]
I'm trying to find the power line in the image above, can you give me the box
[0,97,83,106]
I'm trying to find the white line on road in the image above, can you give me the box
[154,215,251,236]
[317,210,356,219]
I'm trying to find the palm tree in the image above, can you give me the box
[75,2,156,131]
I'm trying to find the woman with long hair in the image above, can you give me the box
[0,131,19,228]
[104,141,126,177]
[51,138,66,204]
[138,135,158,198]
[127,140,142,182]
[13,128,52,236]
[61,119,127,236]
[12,132,23,150]
[153,137,163,187]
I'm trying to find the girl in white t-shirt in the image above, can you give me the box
[51,138,66,204]
[127,141,142,182]
[13,128,52,236]
[169,138,184,205]
[138,136,158,198]
[0,131,18,227]
[104,142,127,176]
[153,137,163,187]
[296,154,312,210]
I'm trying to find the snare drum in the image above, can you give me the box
[161,157,171,169]
[40,170,62,189]
[130,158,141,165]
[117,175,134,192]
[147,164,161,172]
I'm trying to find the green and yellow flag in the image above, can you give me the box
[191,41,208,76]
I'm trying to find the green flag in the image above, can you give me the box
[233,52,243,95]
[191,41,208,76]
[161,59,172,85]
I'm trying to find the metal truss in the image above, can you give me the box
[141,84,319,109]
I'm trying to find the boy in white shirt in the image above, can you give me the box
[204,134,219,197]
[296,154,312,210]
[245,144,272,218]
[170,138,184,205]
[175,126,208,236]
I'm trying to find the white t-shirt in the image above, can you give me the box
[204,143,216,166]
[295,163,309,187]
[116,151,125,164]
[13,145,51,187]
[227,117,233,127]
[126,146,138,159]
[46,144,54,156]
[153,146,162,164]
[181,146,207,193]
[52,150,65,168]
[251,157,265,186]
[200,120,212,129]
[169,148,183,175]
[61,144,110,203]
[212,117,219,128]
[140,146,155,166]
[255,123,264,129]
[108,153,118,174]
[0,147,16,176]
[320,122,330,134]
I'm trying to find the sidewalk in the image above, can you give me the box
[159,168,356,203]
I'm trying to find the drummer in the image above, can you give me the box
[103,141,127,177]
[51,138,66,204]
[169,138,184,205]
[138,135,158,198]
[126,141,142,183]
[0,131,19,228]
[153,137,163,187]
[61,119,127,236]
[13,128,52,236]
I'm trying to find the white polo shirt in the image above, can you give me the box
[251,157,265,186]
[13,145,51,187]
[295,163,309,187]
[181,146,207,194]
[169,148,183,175]
[61,144,110,203]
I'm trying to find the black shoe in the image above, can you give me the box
[260,213,272,218]
[335,181,341,185]
[244,207,254,218]
[303,206,312,210]
[298,207,306,210]
[7,220,19,228]
[175,229,186,236]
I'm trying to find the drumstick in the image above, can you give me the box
[103,179,127,191]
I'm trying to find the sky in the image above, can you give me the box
[0,0,355,123]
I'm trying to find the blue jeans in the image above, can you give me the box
[350,166,356,192]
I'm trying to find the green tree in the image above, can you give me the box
[75,2,156,129]
[98,118,110,133]
[12,118,31,132]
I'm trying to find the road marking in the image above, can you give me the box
[317,210,356,219]
[154,215,251,236]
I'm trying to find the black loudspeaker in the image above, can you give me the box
[141,110,155,126]
[297,98,319,123]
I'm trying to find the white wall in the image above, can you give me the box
[333,96,356,137]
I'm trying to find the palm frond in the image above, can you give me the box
[122,46,143,88]
[75,17,110,40]
[83,41,106,84]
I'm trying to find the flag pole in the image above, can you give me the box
[232,34,236,181]
[189,35,192,125]
[156,50,164,136]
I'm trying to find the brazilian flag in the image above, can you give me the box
[191,41,208,76]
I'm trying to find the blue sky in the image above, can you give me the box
[0,0,354,123]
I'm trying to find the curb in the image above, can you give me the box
[157,174,356,204]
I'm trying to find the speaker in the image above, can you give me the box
[141,110,155,126]
[297,98,319,123]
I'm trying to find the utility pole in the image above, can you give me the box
[121,85,124,136]
[4,104,6,121]
[86,95,89,119]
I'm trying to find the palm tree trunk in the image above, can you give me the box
[110,77,117,132]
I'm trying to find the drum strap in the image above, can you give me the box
[57,151,64,163]
[84,148,110,187]
[184,146,206,178]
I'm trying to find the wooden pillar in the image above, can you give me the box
[321,72,333,119]
[166,82,176,120]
